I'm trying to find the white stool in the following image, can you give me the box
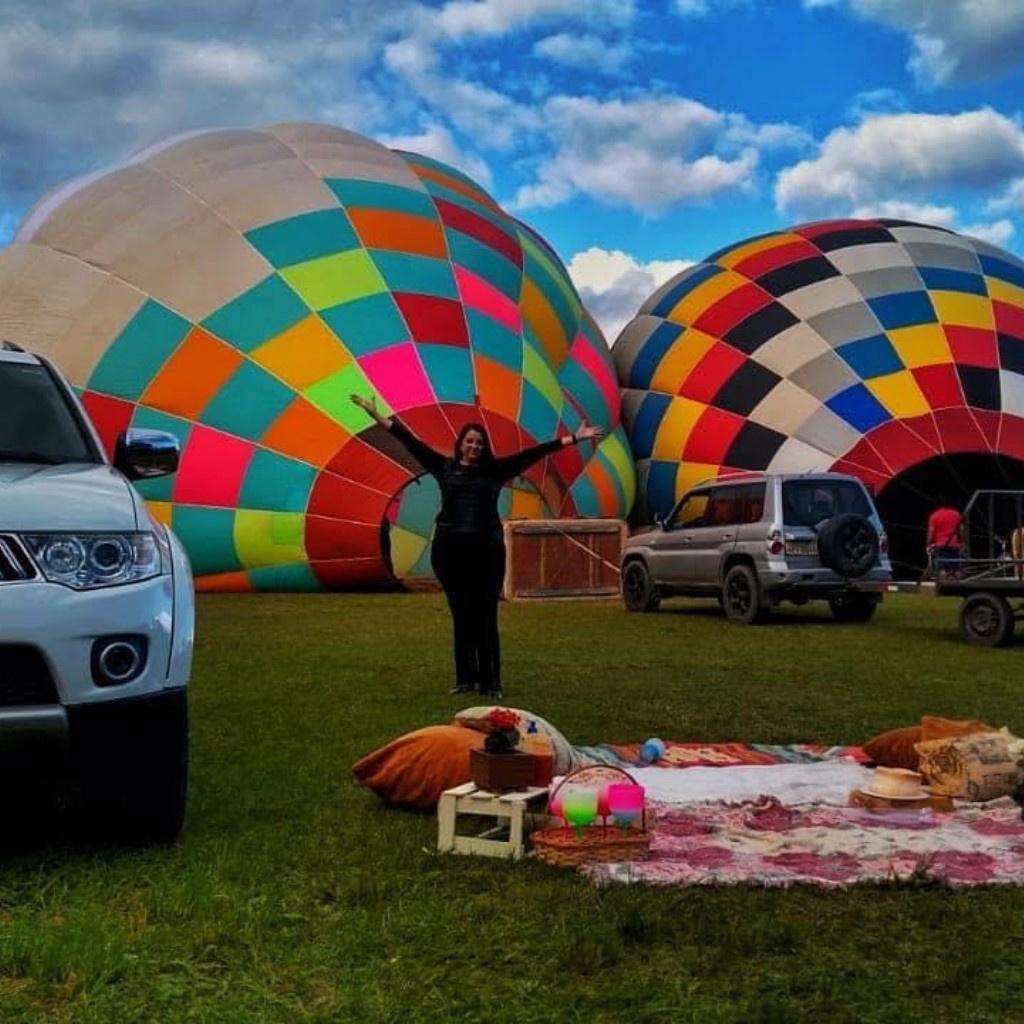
[437,782,549,859]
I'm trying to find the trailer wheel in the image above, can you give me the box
[959,592,1015,647]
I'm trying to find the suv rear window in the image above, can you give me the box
[782,479,871,527]
[0,362,93,464]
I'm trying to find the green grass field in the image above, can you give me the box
[2,592,1024,1023]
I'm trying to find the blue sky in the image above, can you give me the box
[3,0,1024,338]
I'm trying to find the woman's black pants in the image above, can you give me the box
[431,531,506,693]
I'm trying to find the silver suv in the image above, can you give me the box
[621,472,892,623]
[0,342,193,842]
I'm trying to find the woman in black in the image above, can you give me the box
[351,394,603,699]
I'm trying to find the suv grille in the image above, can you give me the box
[0,645,60,706]
[0,535,37,583]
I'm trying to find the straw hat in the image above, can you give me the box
[859,766,928,801]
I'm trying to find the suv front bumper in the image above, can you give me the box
[0,573,192,761]
[0,688,188,782]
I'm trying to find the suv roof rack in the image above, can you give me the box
[1,340,25,352]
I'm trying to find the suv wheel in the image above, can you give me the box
[722,564,766,624]
[828,593,878,622]
[960,593,1015,647]
[817,514,879,578]
[622,560,660,612]
[75,692,189,845]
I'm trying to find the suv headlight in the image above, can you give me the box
[22,533,163,590]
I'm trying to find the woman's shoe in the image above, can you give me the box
[485,687,504,702]
[449,683,475,695]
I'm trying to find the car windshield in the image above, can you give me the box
[0,361,94,465]
[782,479,871,527]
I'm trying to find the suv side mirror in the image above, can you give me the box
[654,512,669,530]
[114,429,180,480]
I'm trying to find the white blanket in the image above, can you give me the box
[627,760,874,807]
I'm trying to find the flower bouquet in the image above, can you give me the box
[471,709,534,790]
[483,708,521,753]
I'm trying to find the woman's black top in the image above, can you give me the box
[389,420,563,539]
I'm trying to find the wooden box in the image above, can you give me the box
[470,748,536,791]
[503,518,626,600]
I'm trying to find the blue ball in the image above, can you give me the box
[639,737,666,764]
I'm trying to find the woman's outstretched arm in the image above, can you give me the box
[494,423,605,482]
[349,394,446,477]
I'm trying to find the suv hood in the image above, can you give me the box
[626,527,661,548]
[0,463,137,531]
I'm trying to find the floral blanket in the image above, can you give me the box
[587,797,1024,889]
[576,741,870,770]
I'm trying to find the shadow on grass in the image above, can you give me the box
[656,601,844,627]
[0,786,171,861]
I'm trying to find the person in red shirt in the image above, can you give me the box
[926,496,964,579]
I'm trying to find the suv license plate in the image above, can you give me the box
[785,541,818,556]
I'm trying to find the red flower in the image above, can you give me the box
[486,708,520,732]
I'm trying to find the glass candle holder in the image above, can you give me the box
[561,786,599,836]
[607,783,645,832]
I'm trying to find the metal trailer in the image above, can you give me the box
[932,489,1024,647]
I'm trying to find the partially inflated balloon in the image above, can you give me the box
[614,219,1024,527]
[0,124,635,591]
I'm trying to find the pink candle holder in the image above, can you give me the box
[606,783,645,831]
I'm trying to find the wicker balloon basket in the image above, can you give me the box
[532,765,652,867]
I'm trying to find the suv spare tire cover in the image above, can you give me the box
[816,514,879,578]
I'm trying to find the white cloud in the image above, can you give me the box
[568,246,695,341]
[987,177,1024,215]
[846,87,906,121]
[377,123,493,188]
[776,109,1024,212]
[382,0,639,149]
[849,200,1014,249]
[383,34,540,149]
[161,41,280,86]
[0,1,417,210]
[960,218,1015,247]
[434,0,634,39]
[674,0,752,15]
[805,0,1024,85]
[532,33,632,74]
[514,94,806,215]
[851,199,957,227]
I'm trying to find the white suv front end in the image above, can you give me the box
[0,344,193,842]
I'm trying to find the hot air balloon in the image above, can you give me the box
[0,124,635,591]
[613,219,1024,574]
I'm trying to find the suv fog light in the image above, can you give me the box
[91,636,148,687]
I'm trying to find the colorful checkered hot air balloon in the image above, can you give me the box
[0,124,635,591]
[613,219,1024,572]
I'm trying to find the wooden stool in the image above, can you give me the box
[437,782,549,859]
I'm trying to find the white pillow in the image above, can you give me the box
[453,706,580,776]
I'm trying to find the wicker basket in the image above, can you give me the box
[532,765,652,867]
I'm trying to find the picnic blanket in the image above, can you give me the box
[575,741,870,770]
[587,797,1024,889]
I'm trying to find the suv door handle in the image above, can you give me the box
[722,534,733,540]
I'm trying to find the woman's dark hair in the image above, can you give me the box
[453,421,495,465]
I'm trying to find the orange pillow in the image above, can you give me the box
[352,726,484,810]
[919,715,991,742]
[863,726,924,770]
